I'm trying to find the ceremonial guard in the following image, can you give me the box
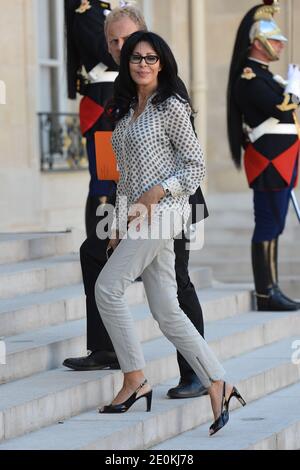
[227,0,300,311]
[65,0,119,235]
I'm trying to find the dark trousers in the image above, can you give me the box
[252,189,291,242]
[174,235,204,378]
[252,162,298,243]
[80,226,204,379]
[85,195,102,238]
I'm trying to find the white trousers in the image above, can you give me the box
[95,215,225,388]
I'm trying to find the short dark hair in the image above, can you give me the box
[110,31,191,121]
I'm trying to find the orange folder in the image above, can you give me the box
[95,131,120,181]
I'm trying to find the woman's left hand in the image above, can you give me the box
[128,184,165,225]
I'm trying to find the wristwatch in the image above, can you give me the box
[161,182,171,197]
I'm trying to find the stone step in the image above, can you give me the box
[193,241,300,260]
[202,227,299,243]
[0,285,251,384]
[0,232,76,265]
[211,276,300,300]
[191,257,300,278]
[187,267,213,290]
[0,308,299,440]
[279,277,300,299]
[206,191,300,210]
[204,215,299,230]
[0,284,85,337]
[152,381,300,450]
[0,283,249,338]
[0,254,82,299]
[0,280,148,339]
[0,336,299,449]
[204,203,299,221]
[0,252,212,300]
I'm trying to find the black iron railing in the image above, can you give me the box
[38,112,88,172]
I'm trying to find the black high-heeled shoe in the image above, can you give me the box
[99,379,152,414]
[209,382,246,436]
[209,382,229,436]
[225,386,246,411]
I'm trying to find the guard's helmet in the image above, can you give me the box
[249,1,287,61]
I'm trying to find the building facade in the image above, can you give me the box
[0,0,299,232]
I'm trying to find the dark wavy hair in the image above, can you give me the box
[109,31,192,121]
[227,5,261,168]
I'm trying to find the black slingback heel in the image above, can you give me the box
[99,379,152,414]
[225,386,247,410]
[209,382,246,436]
[209,382,229,436]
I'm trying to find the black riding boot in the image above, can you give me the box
[271,238,300,309]
[251,240,299,311]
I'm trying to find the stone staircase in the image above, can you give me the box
[190,191,300,298]
[0,228,299,450]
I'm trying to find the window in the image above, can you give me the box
[37,0,66,113]
[36,0,86,171]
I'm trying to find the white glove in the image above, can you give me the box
[285,64,300,102]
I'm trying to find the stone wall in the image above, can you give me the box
[0,0,89,232]
[0,0,39,230]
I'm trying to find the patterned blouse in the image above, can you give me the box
[111,94,206,236]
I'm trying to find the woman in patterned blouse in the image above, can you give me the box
[95,31,245,435]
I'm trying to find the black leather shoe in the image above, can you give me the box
[274,287,300,310]
[167,373,208,399]
[256,287,298,312]
[63,350,120,371]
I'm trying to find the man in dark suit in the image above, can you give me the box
[227,0,300,311]
[63,2,210,398]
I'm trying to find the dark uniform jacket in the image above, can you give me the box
[65,0,118,135]
[235,59,299,190]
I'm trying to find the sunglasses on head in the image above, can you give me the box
[129,54,160,65]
